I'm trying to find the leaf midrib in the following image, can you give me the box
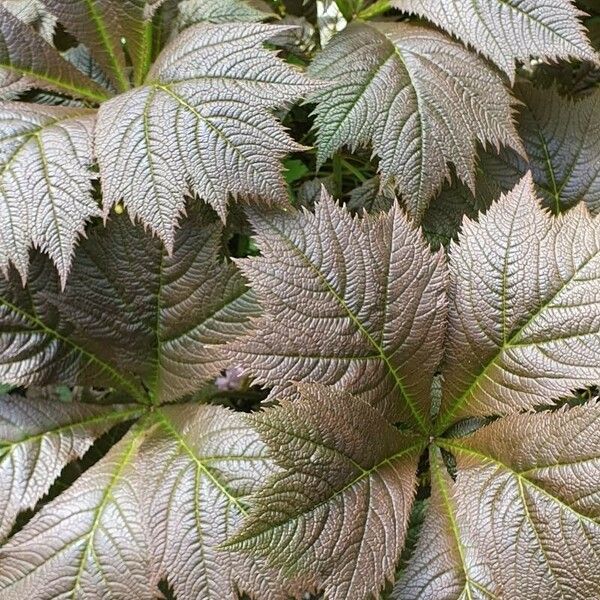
[436,247,600,432]
[258,216,429,433]
[0,294,146,403]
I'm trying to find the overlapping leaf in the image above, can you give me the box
[0,5,110,101]
[229,385,424,600]
[398,404,600,599]
[1,0,55,42]
[176,0,273,28]
[0,394,140,542]
[142,404,295,600]
[308,22,522,218]
[0,401,295,599]
[96,23,316,249]
[230,189,448,429]
[42,0,167,89]
[481,84,600,215]
[391,0,599,80]
[438,174,600,429]
[0,208,258,404]
[0,103,99,284]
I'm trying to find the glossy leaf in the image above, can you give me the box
[1,0,55,42]
[176,0,273,27]
[0,5,110,101]
[229,385,424,600]
[230,190,448,430]
[438,174,600,429]
[391,0,599,80]
[407,404,600,599]
[308,22,522,218]
[96,23,316,249]
[0,209,258,404]
[0,103,99,284]
[0,394,140,542]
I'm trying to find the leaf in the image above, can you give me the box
[41,0,165,89]
[394,447,498,600]
[176,0,274,28]
[0,5,110,101]
[95,23,316,249]
[0,402,295,599]
[437,174,600,430]
[346,176,395,214]
[0,103,99,284]
[142,404,296,600]
[0,394,140,542]
[229,384,425,600]
[391,0,599,81]
[484,84,600,215]
[1,0,56,42]
[426,403,600,599]
[229,190,448,430]
[63,45,117,92]
[308,22,522,218]
[0,208,259,404]
[0,425,158,599]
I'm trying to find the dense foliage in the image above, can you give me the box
[0,1,599,599]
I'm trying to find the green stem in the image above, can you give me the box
[358,0,391,19]
[341,157,367,183]
[135,19,155,86]
[332,153,343,197]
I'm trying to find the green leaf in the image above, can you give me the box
[308,22,523,218]
[95,23,316,249]
[229,384,425,600]
[391,0,599,81]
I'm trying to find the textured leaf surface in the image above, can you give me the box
[230,191,447,429]
[428,404,600,599]
[177,0,273,27]
[0,402,294,600]
[42,0,164,89]
[230,385,424,600]
[308,22,522,218]
[0,426,157,600]
[438,174,600,429]
[1,0,55,42]
[0,5,109,101]
[395,447,497,600]
[0,394,140,542]
[0,103,99,284]
[142,404,294,600]
[96,23,315,249]
[483,84,600,215]
[391,0,599,80]
[0,209,258,404]
[346,176,395,214]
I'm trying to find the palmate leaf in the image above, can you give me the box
[391,0,599,81]
[230,189,448,431]
[0,5,110,101]
[398,405,600,599]
[1,0,55,42]
[96,23,316,250]
[0,207,258,404]
[0,394,141,542]
[231,175,600,598]
[481,84,600,215]
[229,385,424,600]
[0,402,292,599]
[0,103,99,285]
[437,174,600,430]
[308,22,522,218]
